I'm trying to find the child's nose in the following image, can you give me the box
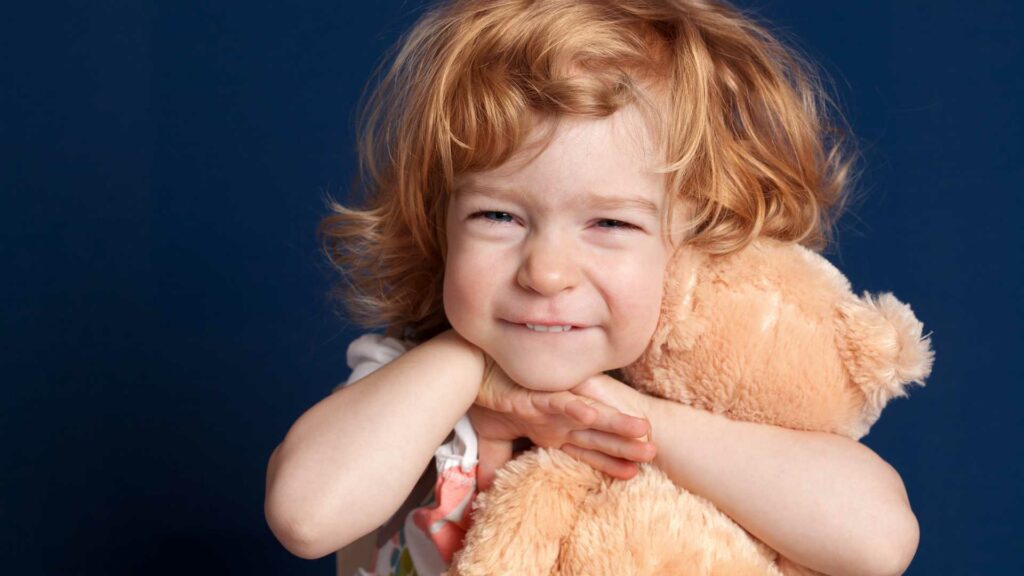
[516,234,582,296]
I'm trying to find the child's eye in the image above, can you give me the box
[471,210,516,224]
[596,219,639,231]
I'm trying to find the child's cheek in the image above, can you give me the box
[442,249,492,345]
[623,281,666,364]
[613,252,669,364]
[442,256,471,332]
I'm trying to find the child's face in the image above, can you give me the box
[444,106,682,392]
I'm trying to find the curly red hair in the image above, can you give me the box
[320,0,858,341]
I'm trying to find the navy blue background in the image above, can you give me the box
[2,1,1020,573]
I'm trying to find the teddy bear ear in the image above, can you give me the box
[835,292,935,436]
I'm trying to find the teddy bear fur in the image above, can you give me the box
[447,237,934,576]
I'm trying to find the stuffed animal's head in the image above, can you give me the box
[622,238,934,439]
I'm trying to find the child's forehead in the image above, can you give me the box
[454,107,667,197]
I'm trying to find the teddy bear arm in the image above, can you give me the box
[448,447,605,576]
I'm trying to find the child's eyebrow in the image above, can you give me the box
[586,195,661,215]
[457,183,660,215]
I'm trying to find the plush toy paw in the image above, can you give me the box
[557,464,782,576]
[448,447,605,576]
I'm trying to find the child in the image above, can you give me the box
[265,1,920,575]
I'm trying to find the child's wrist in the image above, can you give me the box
[432,329,488,393]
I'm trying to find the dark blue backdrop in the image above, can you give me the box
[2,1,1020,574]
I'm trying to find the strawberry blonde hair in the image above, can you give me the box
[320,0,857,341]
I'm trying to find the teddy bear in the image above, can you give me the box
[447,237,934,576]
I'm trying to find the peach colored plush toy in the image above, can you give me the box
[448,237,934,576]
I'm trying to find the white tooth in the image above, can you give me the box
[526,324,572,333]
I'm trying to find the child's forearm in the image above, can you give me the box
[647,397,919,576]
[265,330,483,559]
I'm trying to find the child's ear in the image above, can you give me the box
[835,292,934,438]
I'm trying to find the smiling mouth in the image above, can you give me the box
[524,323,574,333]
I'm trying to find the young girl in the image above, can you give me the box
[265,1,920,575]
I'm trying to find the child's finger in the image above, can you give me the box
[563,398,599,425]
[562,444,640,480]
[542,393,649,439]
[534,392,598,425]
[567,429,657,463]
[578,402,651,439]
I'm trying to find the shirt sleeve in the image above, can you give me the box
[333,333,412,392]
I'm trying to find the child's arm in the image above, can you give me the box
[264,330,483,559]
[568,375,919,576]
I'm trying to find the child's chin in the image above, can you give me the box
[506,366,591,393]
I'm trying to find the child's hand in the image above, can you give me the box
[568,372,652,424]
[564,372,657,471]
[469,360,655,491]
